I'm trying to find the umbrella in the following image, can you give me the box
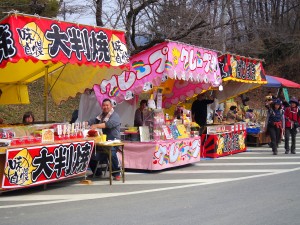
[265,75,281,88]
[265,75,300,88]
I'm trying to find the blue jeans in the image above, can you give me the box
[89,146,120,177]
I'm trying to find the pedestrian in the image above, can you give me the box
[284,97,300,154]
[265,95,273,109]
[266,99,284,155]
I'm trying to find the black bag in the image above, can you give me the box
[294,121,299,128]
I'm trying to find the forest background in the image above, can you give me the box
[0,0,299,123]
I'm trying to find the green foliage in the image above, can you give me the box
[0,0,60,18]
[261,38,296,65]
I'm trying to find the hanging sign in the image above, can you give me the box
[0,14,128,68]
[218,54,266,83]
[95,41,222,107]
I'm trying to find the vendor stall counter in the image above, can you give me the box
[123,136,201,170]
[0,124,94,191]
[201,123,247,158]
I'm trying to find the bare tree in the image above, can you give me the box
[88,0,300,78]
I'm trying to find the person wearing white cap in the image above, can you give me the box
[284,97,300,154]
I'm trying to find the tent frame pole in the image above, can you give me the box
[44,66,49,122]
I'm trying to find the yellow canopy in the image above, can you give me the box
[0,13,129,105]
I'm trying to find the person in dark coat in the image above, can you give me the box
[134,100,147,127]
[191,93,214,135]
[70,109,79,123]
[266,99,284,155]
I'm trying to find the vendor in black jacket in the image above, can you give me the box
[191,93,215,135]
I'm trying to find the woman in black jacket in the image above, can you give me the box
[267,99,284,155]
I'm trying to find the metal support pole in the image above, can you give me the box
[44,66,49,122]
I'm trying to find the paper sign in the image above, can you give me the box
[169,125,180,139]
[42,129,54,143]
[139,126,150,142]
[162,125,173,139]
[176,124,189,139]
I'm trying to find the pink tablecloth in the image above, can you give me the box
[123,137,201,170]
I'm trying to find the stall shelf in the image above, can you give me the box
[246,132,270,147]
[201,123,247,158]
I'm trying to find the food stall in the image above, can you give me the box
[201,53,267,158]
[94,40,222,170]
[0,13,129,191]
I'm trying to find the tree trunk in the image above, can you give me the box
[96,0,104,27]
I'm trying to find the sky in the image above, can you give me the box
[57,0,96,26]
[57,0,149,46]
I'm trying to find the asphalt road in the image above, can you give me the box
[1,141,300,225]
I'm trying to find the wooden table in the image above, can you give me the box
[95,142,125,185]
[246,132,270,146]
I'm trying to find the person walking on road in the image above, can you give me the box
[284,97,300,154]
[266,99,284,155]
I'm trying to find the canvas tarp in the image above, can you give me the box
[0,13,129,104]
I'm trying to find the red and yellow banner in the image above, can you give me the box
[0,14,128,68]
[218,54,266,83]
[2,140,94,189]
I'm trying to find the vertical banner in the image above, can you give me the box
[282,88,289,102]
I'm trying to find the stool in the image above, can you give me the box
[94,160,109,178]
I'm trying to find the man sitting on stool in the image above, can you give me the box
[89,98,121,181]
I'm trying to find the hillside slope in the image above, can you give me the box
[0,78,80,124]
